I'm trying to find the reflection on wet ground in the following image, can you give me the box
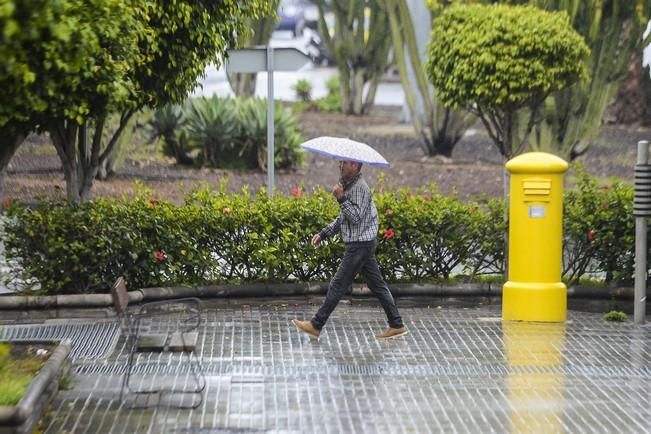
[4,295,649,433]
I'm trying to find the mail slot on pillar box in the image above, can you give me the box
[503,152,569,322]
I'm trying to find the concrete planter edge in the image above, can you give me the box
[0,339,72,434]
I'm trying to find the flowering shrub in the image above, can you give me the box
[375,188,500,281]
[1,171,639,294]
[3,184,341,293]
[563,167,635,284]
[154,250,167,263]
[382,228,395,239]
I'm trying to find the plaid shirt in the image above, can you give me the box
[319,172,379,243]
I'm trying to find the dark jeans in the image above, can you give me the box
[311,240,403,330]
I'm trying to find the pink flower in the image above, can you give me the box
[223,207,231,214]
[385,208,394,217]
[422,192,431,201]
[383,228,395,239]
[2,199,11,207]
[290,187,302,197]
[154,250,167,263]
[587,229,596,242]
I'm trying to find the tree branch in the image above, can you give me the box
[99,109,134,164]
[476,105,505,157]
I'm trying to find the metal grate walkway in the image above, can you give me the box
[6,298,651,433]
[0,320,119,361]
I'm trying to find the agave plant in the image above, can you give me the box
[236,98,303,170]
[273,104,304,170]
[146,104,193,165]
[236,98,268,169]
[184,96,242,168]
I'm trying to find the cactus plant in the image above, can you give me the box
[313,0,393,115]
[524,0,651,160]
[381,0,475,157]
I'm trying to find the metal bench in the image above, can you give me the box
[110,277,206,408]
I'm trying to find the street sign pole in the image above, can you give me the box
[266,47,275,196]
[225,47,312,196]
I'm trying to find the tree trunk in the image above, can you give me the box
[428,110,465,157]
[315,0,392,116]
[0,128,28,203]
[383,0,475,156]
[49,121,80,204]
[0,168,5,207]
[49,110,134,205]
[351,69,365,115]
[607,50,650,125]
[363,75,379,115]
[97,113,137,180]
[339,65,352,113]
[227,73,257,98]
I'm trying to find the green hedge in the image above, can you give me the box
[1,171,642,294]
[563,168,637,284]
[3,183,502,294]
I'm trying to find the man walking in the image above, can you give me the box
[292,160,408,340]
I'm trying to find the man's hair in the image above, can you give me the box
[342,160,362,173]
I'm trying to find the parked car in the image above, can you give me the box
[274,1,334,66]
[277,0,310,37]
[303,1,319,30]
[306,29,335,66]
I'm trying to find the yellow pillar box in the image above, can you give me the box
[503,152,568,322]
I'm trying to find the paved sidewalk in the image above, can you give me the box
[2,296,651,433]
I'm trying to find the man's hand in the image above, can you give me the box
[311,234,321,248]
[332,182,344,200]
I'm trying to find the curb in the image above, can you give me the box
[0,339,72,434]
[0,282,635,310]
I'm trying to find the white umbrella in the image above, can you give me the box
[300,136,390,167]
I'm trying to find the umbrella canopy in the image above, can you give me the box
[300,136,390,167]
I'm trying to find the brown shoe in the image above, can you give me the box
[292,319,320,339]
[376,326,408,339]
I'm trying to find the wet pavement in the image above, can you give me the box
[2,296,651,433]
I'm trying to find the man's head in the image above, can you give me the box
[339,160,362,180]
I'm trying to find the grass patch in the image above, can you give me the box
[603,310,627,322]
[0,343,49,406]
[58,373,73,390]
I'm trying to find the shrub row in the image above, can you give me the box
[2,171,643,295]
[3,183,504,294]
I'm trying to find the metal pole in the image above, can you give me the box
[634,140,648,324]
[266,46,275,197]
